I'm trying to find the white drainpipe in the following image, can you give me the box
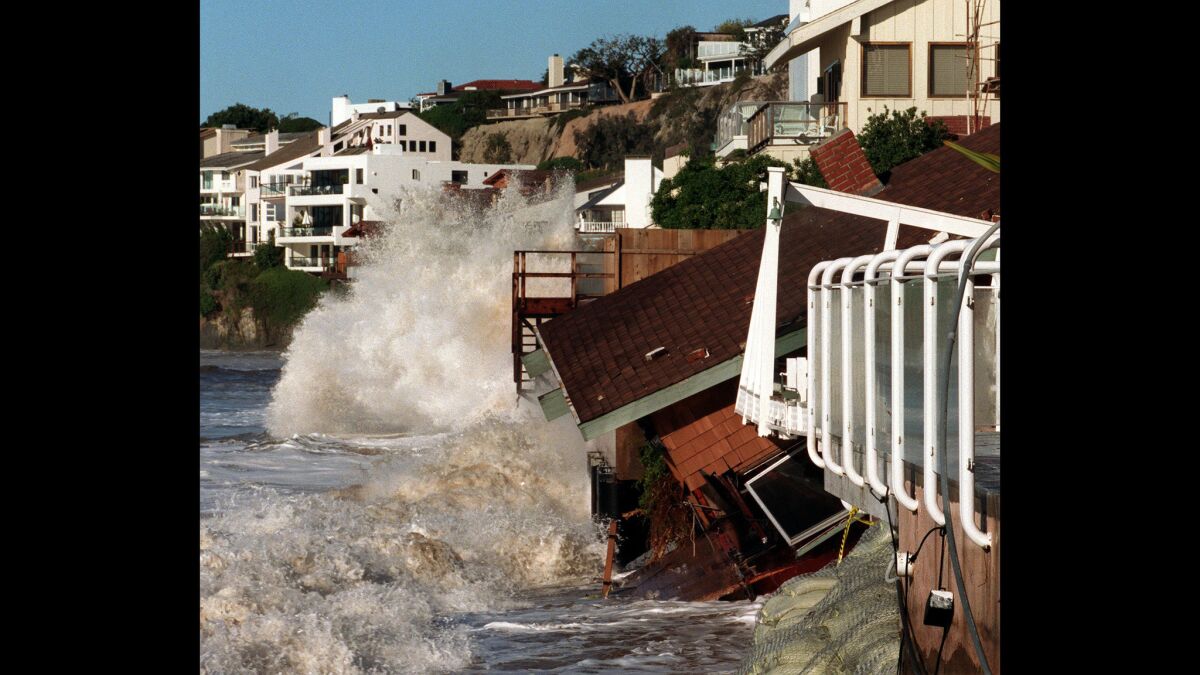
[840,254,875,487]
[890,245,931,512]
[864,249,902,497]
[806,262,830,469]
[821,258,853,477]
[923,240,970,526]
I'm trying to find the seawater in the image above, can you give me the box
[199,182,760,673]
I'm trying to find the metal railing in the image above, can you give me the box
[673,67,753,86]
[260,182,291,197]
[279,226,335,238]
[200,204,245,217]
[289,184,344,196]
[227,241,260,255]
[697,40,746,59]
[288,256,336,269]
[487,101,587,119]
[746,102,848,153]
[577,221,618,234]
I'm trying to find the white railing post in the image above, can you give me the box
[840,255,875,487]
[821,258,853,477]
[923,241,970,526]
[806,262,831,469]
[890,245,930,512]
[865,250,901,497]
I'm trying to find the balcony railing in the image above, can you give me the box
[746,102,848,153]
[487,101,587,119]
[289,184,345,196]
[673,67,753,87]
[577,221,618,234]
[289,256,337,269]
[260,182,291,198]
[279,226,335,238]
[200,204,245,217]
[697,41,746,60]
[227,241,261,255]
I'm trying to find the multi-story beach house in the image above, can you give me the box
[488,55,620,120]
[717,0,999,163]
[200,148,263,256]
[200,125,252,159]
[415,79,542,113]
[329,95,414,128]
[241,130,331,258]
[574,157,663,234]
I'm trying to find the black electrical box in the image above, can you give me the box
[923,589,954,628]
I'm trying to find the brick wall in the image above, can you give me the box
[809,129,883,196]
[926,115,992,137]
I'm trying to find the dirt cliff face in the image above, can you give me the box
[458,72,789,166]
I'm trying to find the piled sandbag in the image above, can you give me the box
[739,525,900,675]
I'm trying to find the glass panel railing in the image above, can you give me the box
[279,226,335,237]
[288,256,336,268]
[289,184,345,196]
[200,205,245,217]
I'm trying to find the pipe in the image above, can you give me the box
[890,245,930,512]
[821,258,853,476]
[922,240,970,526]
[937,224,1000,675]
[840,254,876,487]
[806,262,831,469]
[864,249,901,498]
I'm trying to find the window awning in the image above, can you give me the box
[765,0,898,69]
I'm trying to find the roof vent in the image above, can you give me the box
[644,347,667,362]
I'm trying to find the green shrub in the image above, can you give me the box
[253,231,285,270]
[651,153,788,229]
[857,106,950,176]
[791,157,828,188]
[200,285,217,317]
[249,267,328,329]
[536,156,584,172]
[199,225,232,278]
[573,112,659,170]
[482,132,513,164]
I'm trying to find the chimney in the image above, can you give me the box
[331,95,351,128]
[808,129,884,196]
[318,127,330,148]
[265,129,279,155]
[624,156,656,228]
[437,79,452,96]
[548,54,564,88]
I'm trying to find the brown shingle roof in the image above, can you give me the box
[240,131,323,172]
[538,124,1001,423]
[199,150,264,169]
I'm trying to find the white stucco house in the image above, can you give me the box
[574,157,664,234]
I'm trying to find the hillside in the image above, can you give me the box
[458,72,787,166]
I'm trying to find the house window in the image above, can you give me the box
[451,170,468,184]
[419,141,427,152]
[250,176,258,188]
[386,125,391,136]
[929,43,977,97]
[429,141,436,153]
[412,169,420,180]
[399,124,407,136]
[356,168,364,184]
[861,43,910,97]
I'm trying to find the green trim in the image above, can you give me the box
[521,349,551,378]
[576,328,807,440]
[538,388,570,421]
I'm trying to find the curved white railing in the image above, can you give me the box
[840,254,876,487]
[958,235,1000,549]
[806,262,831,469]
[864,250,902,498]
[889,245,931,512]
[820,258,853,477]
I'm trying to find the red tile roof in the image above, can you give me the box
[454,79,541,91]
[537,124,1000,424]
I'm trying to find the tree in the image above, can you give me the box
[418,90,502,158]
[651,154,788,229]
[663,25,698,71]
[199,225,233,277]
[278,113,323,133]
[741,24,785,68]
[714,18,753,41]
[482,133,512,163]
[571,34,664,103]
[856,106,951,176]
[573,112,658,170]
[202,103,279,133]
[253,231,285,270]
[537,157,584,172]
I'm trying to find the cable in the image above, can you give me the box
[935,221,1000,675]
[911,525,943,563]
[882,488,928,675]
[932,627,951,675]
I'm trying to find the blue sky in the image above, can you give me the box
[200,0,788,124]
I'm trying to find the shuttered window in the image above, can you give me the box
[929,44,976,97]
[861,44,910,97]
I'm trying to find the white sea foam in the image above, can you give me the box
[202,180,616,673]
